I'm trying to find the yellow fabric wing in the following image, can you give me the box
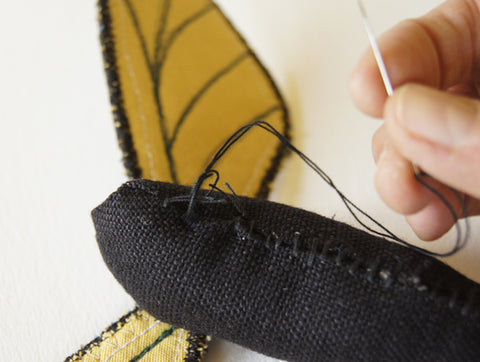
[107,0,289,197]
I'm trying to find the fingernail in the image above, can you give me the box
[386,84,479,148]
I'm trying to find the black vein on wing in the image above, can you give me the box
[154,3,215,78]
[168,51,251,151]
[129,326,177,361]
[123,0,177,182]
[152,0,172,86]
[124,2,216,183]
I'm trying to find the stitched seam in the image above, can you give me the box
[119,2,156,180]
[129,326,176,361]
[184,334,210,362]
[174,329,185,362]
[86,350,100,361]
[64,307,142,361]
[98,0,141,178]
[233,216,479,315]
[104,320,161,362]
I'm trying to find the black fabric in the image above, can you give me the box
[92,179,480,361]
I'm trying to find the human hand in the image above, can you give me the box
[350,0,480,240]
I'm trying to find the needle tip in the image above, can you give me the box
[357,0,366,17]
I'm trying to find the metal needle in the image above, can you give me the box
[357,0,394,96]
[357,0,420,175]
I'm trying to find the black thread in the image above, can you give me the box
[184,334,210,362]
[273,232,282,250]
[307,238,319,266]
[187,120,470,258]
[348,258,362,276]
[233,217,248,242]
[366,258,381,283]
[321,237,335,258]
[462,288,478,317]
[381,270,394,287]
[265,232,274,249]
[223,182,246,218]
[292,232,300,257]
[248,219,256,236]
[336,247,353,267]
[164,195,227,208]
[414,171,470,253]
[448,290,459,310]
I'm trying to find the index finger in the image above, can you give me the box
[350,0,480,118]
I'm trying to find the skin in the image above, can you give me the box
[350,0,480,240]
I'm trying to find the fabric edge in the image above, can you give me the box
[64,307,141,362]
[211,1,291,199]
[98,0,142,178]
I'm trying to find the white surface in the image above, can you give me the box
[1,1,479,361]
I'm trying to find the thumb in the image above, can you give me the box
[384,83,480,199]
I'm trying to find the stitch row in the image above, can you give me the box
[233,216,479,317]
[64,307,142,362]
[104,319,162,362]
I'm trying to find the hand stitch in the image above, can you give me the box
[350,0,480,240]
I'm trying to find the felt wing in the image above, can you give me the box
[103,0,289,197]
[93,180,480,362]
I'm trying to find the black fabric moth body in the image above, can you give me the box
[92,179,480,362]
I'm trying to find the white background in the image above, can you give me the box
[1,1,479,361]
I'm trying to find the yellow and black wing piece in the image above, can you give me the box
[65,308,208,361]
[66,0,290,360]
[102,0,289,197]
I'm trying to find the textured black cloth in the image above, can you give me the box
[92,179,480,361]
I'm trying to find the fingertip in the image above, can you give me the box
[372,125,387,164]
[374,145,432,215]
[387,83,480,149]
[383,84,480,198]
[382,84,411,134]
[405,198,456,241]
[349,51,387,118]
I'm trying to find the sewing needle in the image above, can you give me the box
[357,0,393,96]
[357,0,420,175]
